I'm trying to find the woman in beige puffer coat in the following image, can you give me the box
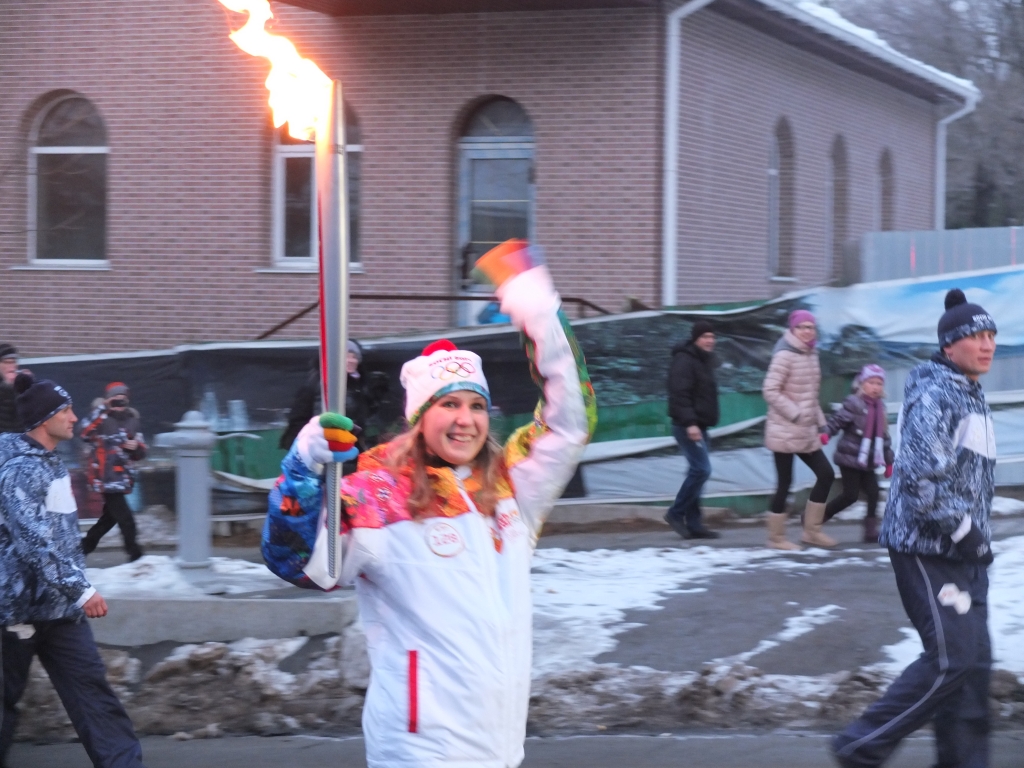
[762,310,836,550]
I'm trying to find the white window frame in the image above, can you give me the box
[24,95,111,269]
[270,134,363,272]
[767,137,781,279]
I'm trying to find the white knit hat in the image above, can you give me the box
[400,340,491,426]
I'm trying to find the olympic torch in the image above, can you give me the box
[216,0,346,580]
[317,81,349,581]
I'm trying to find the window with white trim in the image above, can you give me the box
[271,103,361,266]
[768,118,796,279]
[29,95,108,262]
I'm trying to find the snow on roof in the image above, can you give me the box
[760,0,979,100]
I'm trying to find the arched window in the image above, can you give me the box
[272,102,362,265]
[879,149,895,231]
[828,136,849,282]
[29,95,108,262]
[768,118,795,278]
[456,97,535,326]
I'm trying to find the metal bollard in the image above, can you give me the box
[155,411,218,569]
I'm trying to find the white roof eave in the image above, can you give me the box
[755,0,980,102]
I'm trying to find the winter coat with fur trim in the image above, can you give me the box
[879,354,995,559]
[826,393,895,470]
[262,266,596,768]
[762,330,827,454]
[0,433,95,625]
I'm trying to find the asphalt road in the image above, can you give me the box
[9,732,1024,768]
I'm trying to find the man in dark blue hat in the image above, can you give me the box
[0,373,146,768]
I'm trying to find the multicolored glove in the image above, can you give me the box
[295,413,360,474]
[472,238,541,289]
[320,412,360,463]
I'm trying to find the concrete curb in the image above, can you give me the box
[92,595,358,646]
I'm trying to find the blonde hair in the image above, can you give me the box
[386,421,506,518]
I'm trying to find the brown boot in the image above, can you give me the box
[766,512,800,550]
[801,501,838,548]
[863,516,879,544]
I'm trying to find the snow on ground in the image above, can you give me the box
[992,496,1024,516]
[532,545,859,677]
[533,538,1024,681]
[720,605,844,665]
[868,535,1024,677]
[86,555,282,597]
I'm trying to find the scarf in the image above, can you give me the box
[857,395,887,469]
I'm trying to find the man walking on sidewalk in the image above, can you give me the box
[79,382,147,561]
[0,373,146,768]
[833,289,997,768]
[665,320,721,539]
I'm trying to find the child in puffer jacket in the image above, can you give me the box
[262,239,596,768]
[823,364,894,543]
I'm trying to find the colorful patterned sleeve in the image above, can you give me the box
[477,251,596,543]
[262,446,330,589]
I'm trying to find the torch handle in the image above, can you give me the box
[316,80,350,583]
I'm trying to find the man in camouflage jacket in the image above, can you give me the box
[834,289,997,768]
[0,374,145,767]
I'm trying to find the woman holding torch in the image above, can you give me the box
[262,240,596,768]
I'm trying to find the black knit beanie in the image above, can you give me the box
[690,320,715,342]
[14,372,73,431]
[937,288,996,348]
[0,343,17,360]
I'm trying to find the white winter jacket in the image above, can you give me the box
[280,266,596,768]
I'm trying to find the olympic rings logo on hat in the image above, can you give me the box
[431,360,476,381]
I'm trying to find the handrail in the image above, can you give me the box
[255,293,612,340]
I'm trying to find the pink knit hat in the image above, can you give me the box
[788,309,816,330]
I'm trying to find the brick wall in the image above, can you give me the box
[673,9,937,304]
[0,0,662,355]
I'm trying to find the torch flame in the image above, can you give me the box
[217,0,332,141]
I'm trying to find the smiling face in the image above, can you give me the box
[944,330,997,380]
[419,390,490,465]
[792,321,817,346]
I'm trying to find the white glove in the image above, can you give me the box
[295,416,332,475]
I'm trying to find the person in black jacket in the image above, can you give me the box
[665,320,721,539]
[279,341,388,465]
[0,343,23,434]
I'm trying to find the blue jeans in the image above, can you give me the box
[1,619,145,767]
[666,425,711,532]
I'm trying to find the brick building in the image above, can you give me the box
[0,0,976,355]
